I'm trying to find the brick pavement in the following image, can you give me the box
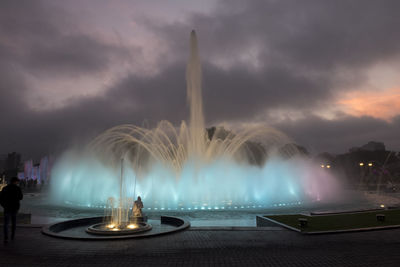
[1,226,400,266]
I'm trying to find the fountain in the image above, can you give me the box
[43,156,188,239]
[85,159,152,235]
[50,30,339,214]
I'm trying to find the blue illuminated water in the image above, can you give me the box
[50,152,339,209]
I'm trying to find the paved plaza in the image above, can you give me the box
[1,225,400,266]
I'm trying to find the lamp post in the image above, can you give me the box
[359,162,365,190]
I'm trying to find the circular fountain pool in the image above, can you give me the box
[86,221,152,235]
[42,216,189,240]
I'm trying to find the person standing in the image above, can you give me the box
[0,177,23,244]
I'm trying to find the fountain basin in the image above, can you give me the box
[42,215,190,240]
[86,222,152,235]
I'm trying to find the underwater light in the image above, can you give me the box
[127,224,137,229]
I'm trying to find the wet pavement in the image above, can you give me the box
[2,191,400,266]
[2,224,400,266]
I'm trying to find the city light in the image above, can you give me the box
[320,164,325,168]
[359,163,364,166]
[368,163,373,167]
[326,165,331,169]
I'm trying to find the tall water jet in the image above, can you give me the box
[187,30,206,158]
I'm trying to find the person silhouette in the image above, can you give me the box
[0,177,23,244]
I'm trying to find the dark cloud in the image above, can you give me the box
[0,65,188,159]
[0,0,136,158]
[202,64,331,122]
[208,0,400,70]
[24,34,133,76]
[139,0,400,151]
[147,0,400,86]
[0,0,136,78]
[275,114,400,154]
[135,0,400,121]
[0,0,400,160]
[0,1,61,40]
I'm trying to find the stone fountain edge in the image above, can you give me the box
[41,215,190,240]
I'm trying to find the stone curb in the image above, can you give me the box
[304,224,400,235]
[257,216,301,233]
[258,214,400,235]
[189,226,285,231]
[309,208,385,216]
[41,215,190,240]
[0,224,44,228]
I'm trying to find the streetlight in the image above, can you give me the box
[326,165,331,169]
[320,164,325,168]
[359,162,366,190]
[368,163,373,167]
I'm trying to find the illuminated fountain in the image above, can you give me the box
[85,160,152,235]
[50,30,339,212]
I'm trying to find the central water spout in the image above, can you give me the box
[186,30,206,158]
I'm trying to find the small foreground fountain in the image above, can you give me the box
[43,157,188,240]
[85,159,152,235]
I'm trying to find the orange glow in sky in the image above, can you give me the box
[338,88,400,121]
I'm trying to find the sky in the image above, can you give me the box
[1,0,400,160]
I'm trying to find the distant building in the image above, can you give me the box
[331,143,399,186]
[361,141,386,151]
[0,154,6,173]
[4,152,21,179]
[349,141,386,153]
